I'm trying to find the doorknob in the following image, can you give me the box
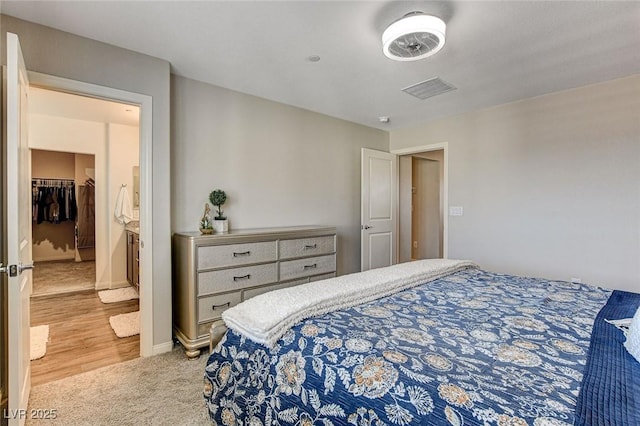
[18,262,34,274]
[362,225,373,230]
[0,263,31,277]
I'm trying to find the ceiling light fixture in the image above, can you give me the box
[382,12,446,61]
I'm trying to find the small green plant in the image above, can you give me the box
[209,189,227,220]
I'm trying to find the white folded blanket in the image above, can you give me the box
[222,258,478,348]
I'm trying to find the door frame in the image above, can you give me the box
[27,71,154,357]
[391,142,449,258]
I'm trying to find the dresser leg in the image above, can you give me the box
[185,348,201,359]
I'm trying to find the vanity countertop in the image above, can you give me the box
[125,221,140,234]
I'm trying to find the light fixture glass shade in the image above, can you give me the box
[382,13,446,61]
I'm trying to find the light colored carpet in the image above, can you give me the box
[30,325,49,360]
[99,287,139,304]
[27,347,211,425]
[109,311,140,338]
[32,260,95,297]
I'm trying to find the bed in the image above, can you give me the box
[203,259,639,425]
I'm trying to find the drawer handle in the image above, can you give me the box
[212,302,230,310]
[304,244,317,250]
[303,263,317,270]
[233,274,251,281]
[233,251,251,257]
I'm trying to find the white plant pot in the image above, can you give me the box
[213,219,229,234]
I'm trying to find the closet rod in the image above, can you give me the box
[32,178,76,186]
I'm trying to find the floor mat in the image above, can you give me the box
[109,311,140,338]
[30,325,49,360]
[98,287,139,304]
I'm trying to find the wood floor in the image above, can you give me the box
[32,260,96,297]
[30,290,139,386]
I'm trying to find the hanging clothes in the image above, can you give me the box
[77,183,95,249]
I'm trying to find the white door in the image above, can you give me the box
[361,148,398,271]
[4,32,33,424]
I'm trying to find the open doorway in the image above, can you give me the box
[31,150,96,296]
[28,87,141,385]
[399,149,445,262]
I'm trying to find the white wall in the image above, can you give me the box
[2,14,172,348]
[108,123,139,287]
[171,75,389,275]
[391,74,640,292]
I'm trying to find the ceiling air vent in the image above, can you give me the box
[402,77,456,100]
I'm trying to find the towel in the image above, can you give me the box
[114,185,134,225]
[222,258,478,348]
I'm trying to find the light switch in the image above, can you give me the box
[449,206,463,216]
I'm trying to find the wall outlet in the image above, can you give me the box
[413,241,418,249]
[449,206,464,216]
[571,277,582,283]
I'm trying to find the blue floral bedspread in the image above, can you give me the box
[204,268,612,426]
[574,290,640,426]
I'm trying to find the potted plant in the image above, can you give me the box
[209,189,228,233]
[199,203,213,234]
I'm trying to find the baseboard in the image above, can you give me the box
[95,281,111,291]
[110,281,130,289]
[94,281,131,291]
[152,341,174,356]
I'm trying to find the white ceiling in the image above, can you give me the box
[4,1,640,130]
[30,87,140,126]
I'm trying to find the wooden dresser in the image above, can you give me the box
[172,226,337,357]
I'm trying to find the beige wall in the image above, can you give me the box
[32,149,75,179]
[391,74,640,292]
[171,75,389,275]
[2,14,172,348]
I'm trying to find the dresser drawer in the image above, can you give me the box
[279,254,336,281]
[309,272,336,282]
[198,263,277,296]
[197,241,277,270]
[279,235,335,260]
[243,278,309,300]
[198,292,242,323]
